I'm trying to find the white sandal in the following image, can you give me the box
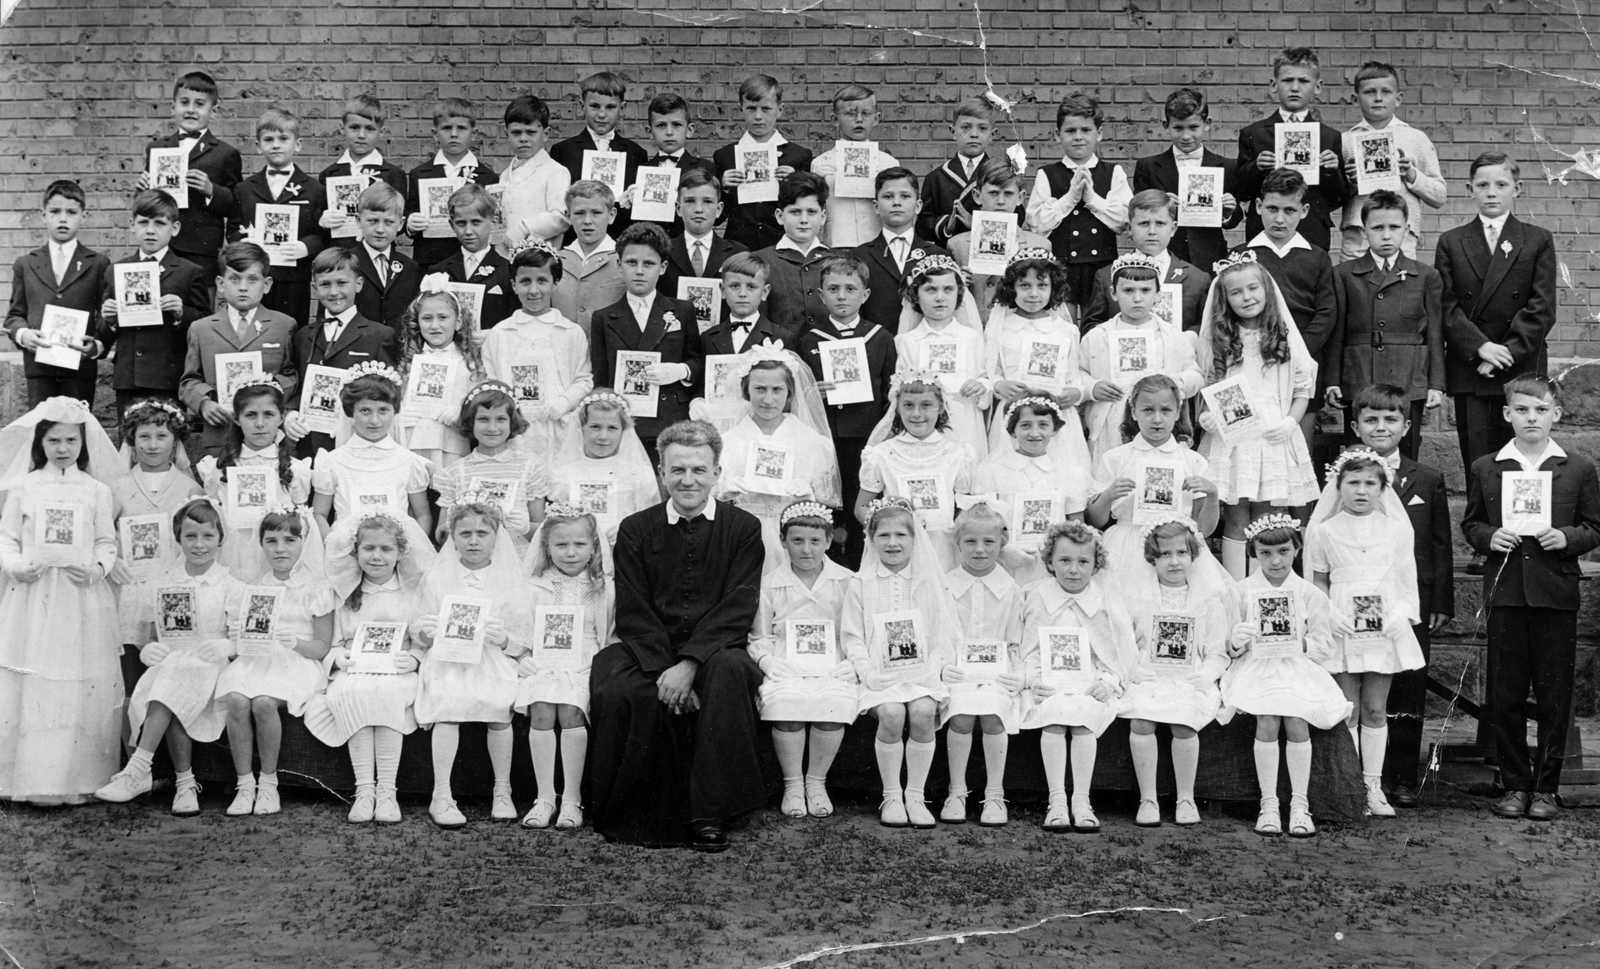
[1254,796,1282,836]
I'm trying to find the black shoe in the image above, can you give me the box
[1527,792,1559,821]
[1466,554,1486,576]
[690,822,729,853]
[1389,786,1419,809]
[1493,790,1530,818]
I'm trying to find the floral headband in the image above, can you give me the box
[463,380,515,407]
[234,375,280,394]
[544,501,589,521]
[865,496,913,518]
[909,253,968,284]
[779,501,833,526]
[581,390,631,415]
[1110,252,1161,283]
[1003,394,1062,423]
[1325,446,1391,484]
[452,487,505,511]
[262,500,305,520]
[125,398,187,423]
[1138,513,1202,542]
[348,361,402,386]
[509,238,561,260]
[353,509,406,533]
[889,369,946,398]
[1212,249,1258,276]
[1243,512,1300,542]
[1008,246,1058,267]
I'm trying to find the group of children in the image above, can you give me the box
[0,48,1586,833]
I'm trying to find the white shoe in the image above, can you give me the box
[1365,779,1396,818]
[521,798,557,829]
[253,783,281,816]
[490,789,517,821]
[1135,798,1161,827]
[94,764,153,803]
[904,793,936,829]
[1288,796,1316,838]
[226,782,256,817]
[1174,799,1201,826]
[979,795,1008,827]
[347,789,376,824]
[1255,796,1282,835]
[171,779,201,817]
[939,790,969,824]
[780,782,806,818]
[878,794,908,827]
[556,798,583,830]
[374,789,401,824]
[804,778,833,818]
[1043,794,1072,832]
[1070,794,1099,832]
[429,797,466,828]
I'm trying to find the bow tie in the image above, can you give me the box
[178,131,201,142]
[140,253,159,262]
[653,155,680,166]
[268,168,292,177]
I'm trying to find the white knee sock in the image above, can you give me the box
[1360,725,1388,783]
[1129,730,1159,800]
[805,727,843,784]
[874,738,904,797]
[1254,739,1279,800]
[430,723,459,800]
[1070,733,1097,796]
[1286,740,1313,800]
[529,728,558,801]
[348,727,375,792]
[904,739,936,801]
[944,730,973,796]
[560,726,587,802]
[1347,722,1360,758]
[1171,735,1200,802]
[1040,731,1068,798]
[981,732,1008,798]
[374,727,402,793]
[773,729,807,790]
[1221,538,1247,581]
[486,726,513,792]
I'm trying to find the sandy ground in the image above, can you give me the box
[4,773,1599,969]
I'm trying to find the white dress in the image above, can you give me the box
[1090,435,1228,589]
[480,308,594,459]
[213,563,335,714]
[941,567,1025,732]
[197,442,313,582]
[413,558,528,725]
[717,416,841,575]
[860,431,974,568]
[844,562,955,714]
[111,466,204,642]
[1305,510,1427,675]
[1019,579,1132,736]
[0,467,123,802]
[311,436,434,552]
[895,320,992,460]
[1198,329,1320,505]
[748,559,859,723]
[972,446,1091,586]
[514,571,614,716]
[399,343,475,473]
[548,452,661,551]
[127,560,244,742]
[1219,572,1353,730]
[983,305,1090,460]
[302,577,425,744]
[1076,314,1203,463]
[1119,582,1231,731]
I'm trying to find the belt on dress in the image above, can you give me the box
[1348,331,1425,348]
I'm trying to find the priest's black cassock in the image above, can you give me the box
[587,497,768,845]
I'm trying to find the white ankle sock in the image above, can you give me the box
[773,729,807,786]
[560,726,587,802]
[981,731,1008,797]
[1254,739,1279,800]
[486,725,513,790]
[529,728,557,801]
[1171,735,1199,802]
[874,739,904,797]
[904,739,936,800]
[1129,730,1159,800]
[348,727,375,787]
[1285,740,1313,799]
[128,747,155,772]
[1360,725,1388,783]
[236,772,255,788]
[805,727,843,783]
[944,730,973,796]
[374,727,402,793]
[431,723,459,800]
[1040,731,1068,798]
[1070,733,1097,796]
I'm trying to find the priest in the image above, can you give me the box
[588,419,768,851]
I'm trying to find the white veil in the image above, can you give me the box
[115,398,196,476]
[859,496,963,652]
[896,253,984,333]
[551,389,656,480]
[1195,251,1317,395]
[865,369,971,452]
[323,510,439,599]
[521,503,616,580]
[0,396,122,493]
[1308,448,1420,628]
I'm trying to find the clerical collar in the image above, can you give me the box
[665,498,717,523]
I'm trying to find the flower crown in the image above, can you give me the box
[1110,252,1161,282]
[1008,246,1058,267]
[889,369,946,397]
[1243,513,1301,542]
[1138,513,1202,542]
[509,238,561,260]
[464,380,515,408]
[1325,446,1391,483]
[579,390,632,417]
[234,375,280,394]
[125,398,187,423]
[418,272,453,296]
[909,253,968,284]
[779,501,833,527]
[544,501,589,521]
[453,487,504,511]
[353,509,406,533]
[1003,394,1062,422]
[865,496,913,518]
[348,361,402,387]
[1212,249,1258,276]
[262,500,304,520]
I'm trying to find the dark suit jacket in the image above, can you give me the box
[404,158,499,269]
[551,131,650,238]
[1131,147,1243,272]
[1433,215,1557,397]
[588,294,704,439]
[178,305,298,451]
[1234,112,1349,252]
[1462,449,1600,610]
[289,312,396,388]
[1081,254,1210,333]
[97,251,210,391]
[144,130,243,265]
[916,154,984,246]
[797,319,897,440]
[351,246,421,330]
[1396,454,1454,620]
[659,233,748,300]
[317,157,409,196]
[712,139,814,251]
[701,314,790,356]
[850,234,949,335]
[4,244,111,377]
[427,247,514,329]
[754,243,832,333]
[230,167,329,284]
[1326,254,1444,401]
[637,153,718,236]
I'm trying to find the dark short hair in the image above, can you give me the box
[173,496,226,538]
[1361,189,1409,223]
[875,167,918,194]
[218,241,271,276]
[656,419,723,465]
[510,245,564,282]
[778,171,828,209]
[952,97,997,123]
[311,246,361,276]
[1259,167,1308,204]
[342,93,385,127]
[1055,92,1104,129]
[648,93,690,120]
[432,97,475,126]
[1470,151,1521,180]
[1349,383,1410,418]
[30,420,90,472]
[42,179,85,209]
[1129,188,1177,220]
[1504,373,1559,406]
[975,158,1022,192]
[739,74,781,103]
[454,383,530,446]
[1353,61,1399,90]
[173,71,219,101]
[130,188,180,222]
[1164,87,1208,123]
[504,94,551,128]
[678,166,721,200]
[340,371,402,415]
[616,222,672,261]
[721,251,770,283]
[817,253,869,287]
[581,71,628,100]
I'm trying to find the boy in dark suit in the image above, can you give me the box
[1132,88,1242,272]
[231,107,327,329]
[658,167,748,300]
[1435,152,1557,567]
[851,167,948,334]
[135,71,242,277]
[754,173,833,333]
[1461,375,1600,821]
[404,97,499,271]
[97,190,211,419]
[283,247,397,459]
[588,223,703,470]
[4,180,111,407]
[714,74,813,252]
[317,93,409,247]
[551,72,650,240]
[350,182,421,330]
[701,252,786,355]
[1234,47,1350,253]
[1348,385,1454,808]
[1324,191,1445,459]
[623,93,717,240]
[1081,189,1210,333]
[426,184,513,329]
[798,253,898,567]
[916,97,996,247]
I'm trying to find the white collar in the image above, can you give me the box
[665,497,717,523]
[1248,232,1313,257]
[945,565,1017,597]
[1009,447,1054,472]
[776,236,826,257]
[1480,213,1509,233]
[563,236,617,259]
[1131,434,1181,453]
[1277,109,1310,123]
[1061,153,1100,169]
[50,239,78,258]
[684,229,715,251]
[655,149,685,160]
[1172,145,1204,160]
[348,433,400,451]
[1349,117,1409,133]
[828,315,860,331]
[183,560,230,587]
[362,241,392,265]
[1376,449,1402,472]
[1495,437,1564,472]
[729,313,760,326]
[627,290,657,312]
[737,130,788,148]
[226,304,257,328]
[508,307,573,328]
[241,434,284,460]
[140,247,169,263]
[882,227,915,246]
[326,306,358,326]
[433,150,480,172]
[872,561,913,579]
[506,149,552,171]
[586,128,615,146]
[338,149,384,168]
[957,154,983,175]
[462,246,490,268]
[361,574,403,593]
[770,558,851,589]
[178,128,209,141]
[265,164,297,178]
[1039,578,1104,616]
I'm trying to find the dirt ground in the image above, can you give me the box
[4,774,1599,969]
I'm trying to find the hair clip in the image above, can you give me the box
[1138,513,1201,542]
[865,496,914,517]
[1003,394,1062,422]
[543,501,588,521]
[1212,249,1258,275]
[1109,252,1160,281]
[1008,246,1058,267]
[1243,512,1301,542]
[348,361,402,386]
[463,379,515,407]
[779,500,833,526]
[1324,446,1390,483]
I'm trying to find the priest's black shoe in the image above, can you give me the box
[1527,792,1559,821]
[1389,786,1418,809]
[1493,790,1529,818]
[691,822,729,853]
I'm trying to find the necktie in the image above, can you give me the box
[51,246,67,284]
[1485,222,1499,253]
[375,253,389,288]
[890,237,907,272]
[692,241,707,277]
[233,311,252,343]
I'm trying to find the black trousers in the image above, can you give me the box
[26,373,96,409]
[1453,393,1513,484]
[1487,606,1576,793]
[1385,621,1430,788]
[832,436,867,570]
[587,644,768,845]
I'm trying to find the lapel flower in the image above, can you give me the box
[389,260,404,277]
[283,182,301,197]
[459,166,476,182]
[663,311,680,327]
[909,248,926,262]
[1172,267,1184,279]
[474,264,495,279]
[1396,268,1410,282]
[1501,240,1513,257]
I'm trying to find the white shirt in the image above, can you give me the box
[49,240,78,279]
[433,150,481,180]
[323,305,357,345]
[728,315,758,346]
[337,149,385,169]
[266,164,296,195]
[563,235,617,263]
[684,231,714,272]
[736,130,789,149]
[653,150,685,164]
[1481,214,1509,249]
[776,236,827,258]
[461,247,489,278]
[959,154,980,179]
[140,247,169,263]
[627,290,657,330]
[1173,146,1205,168]
[225,305,259,339]
[1495,438,1565,473]
[882,227,915,270]
[586,129,613,153]
[1372,254,1397,274]
[362,242,394,282]
[1278,109,1309,124]
[666,497,718,524]
[178,128,209,142]
[1247,231,1314,258]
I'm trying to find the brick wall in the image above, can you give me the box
[3,0,1600,347]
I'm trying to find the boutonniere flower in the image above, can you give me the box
[1172,267,1185,279]
[459,166,477,181]
[1501,240,1514,257]
[663,311,680,327]
[283,182,301,197]
[910,248,926,261]
[474,265,494,279]
[1396,269,1410,282]
[389,260,404,277]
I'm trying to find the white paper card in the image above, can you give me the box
[1200,375,1263,448]
[876,609,927,680]
[34,305,90,370]
[676,276,723,334]
[325,174,366,239]
[35,501,86,567]
[118,513,171,583]
[299,364,348,435]
[570,480,618,517]
[582,150,628,202]
[1111,329,1154,379]
[155,584,201,646]
[349,621,407,673]
[1154,284,1184,332]
[632,165,681,223]
[509,362,543,415]
[784,619,837,675]
[959,638,1008,683]
[226,466,278,531]
[114,262,163,328]
[902,472,951,530]
[1132,457,1187,521]
[1038,625,1094,693]
[966,210,1017,276]
[1250,591,1301,659]
[1020,337,1070,395]
[616,350,661,420]
[466,477,519,516]
[253,204,300,267]
[1177,166,1225,228]
[214,351,265,412]
[485,183,509,246]
[1503,470,1553,536]
[1350,129,1402,195]
[921,336,964,395]
[236,586,286,657]
[443,281,485,332]
[742,441,792,495]
[1011,493,1061,544]
[704,353,743,402]
[1149,612,1197,675]
[149,147,189,209]
[820,337,873,405]
[432,595,492,665]
[834,140,878,199]
[404,356,457,422]
[1345,592,1387,653]
[1274,122,1321,186]
[737,144,780,204]
[418,177,463,238]
[533,605,585,671]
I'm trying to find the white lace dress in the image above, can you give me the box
[399,343,474,473]
[860,431,974,569]
[110,466,204,641]
[1119,583,1231,731]
[843,562,955,714]
[480,309,594,459]
[982,305,1089,459]
[717,416,841,575]
[1304,510,1426,675]
[973,446,1091,585]
[213,564,335,713]
[197,443,313,582]
[513,571,614,716]
[413,558,527,725]
[302,578,425,744]
[1018,580,1131,737]
[1198,329,1319,505]
[895,321,992,460]
[748,560,859,723]
[547,453,661,551]
[311,436,434,552]
[1090,435,1228,588]
[1219,572,1353,730]
[126,561,244,742]
[1076,315,1203,463]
